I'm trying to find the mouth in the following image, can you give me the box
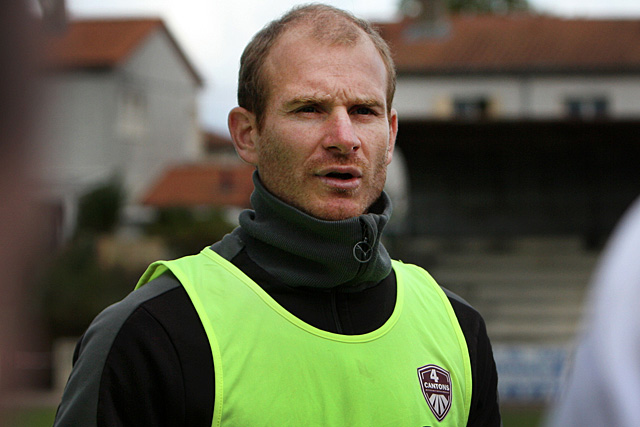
[325,172,356,180]
[316,167,362,190]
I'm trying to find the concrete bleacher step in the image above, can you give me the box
[410,237,599,345]
[485,319,581,344]
[433,271,592,289]
[432,253,599,272]
[487,302,584,319]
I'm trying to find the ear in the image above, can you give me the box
[228,106,259,165]
[385,108,398,165]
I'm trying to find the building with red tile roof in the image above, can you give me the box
[379,14,640,75]
[142,131,254,210]
[371,11,640,244]
[41,17,204,238]
[375,13,640,120]
[142,162,254,209]
[45,18,202,85]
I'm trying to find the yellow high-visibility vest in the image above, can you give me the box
[137,248,472,427]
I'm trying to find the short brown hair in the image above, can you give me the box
[237,4,396,130]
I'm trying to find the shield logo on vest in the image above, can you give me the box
[417,364,452,422]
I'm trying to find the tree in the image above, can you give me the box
[144,207,235,258]
[399,0,529,15]
[76,178,124,236]
[37,179,131,338]
[39,235,139,337]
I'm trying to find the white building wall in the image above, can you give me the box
[41,72,120,198]
[529,75,640,118]
[395,74,640,120]
[610,77,640,117]
[40,27,202,236]
[394,76,525,119]
[118,30,201,202]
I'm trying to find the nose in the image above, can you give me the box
[323,109,360,154]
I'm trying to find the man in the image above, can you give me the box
[54,4,501,426]
[546,197,640,426]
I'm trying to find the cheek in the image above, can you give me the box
[260,126,317,165]
[256,132,301,178]
[361,128,392,164]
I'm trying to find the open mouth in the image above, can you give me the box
[317,167,362,189]
[325,172,355,180]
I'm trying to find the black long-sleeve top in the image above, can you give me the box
[54,177,501,426]
[54,250,500,426]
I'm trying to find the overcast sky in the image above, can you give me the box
[65,0,640,133]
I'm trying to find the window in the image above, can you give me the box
[117,88,147,138]
[564,97,608,120]
[453,97,491,120]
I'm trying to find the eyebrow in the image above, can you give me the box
[282,95,384,110]
[283,96,326,110]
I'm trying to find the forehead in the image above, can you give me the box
[263,26,388,103]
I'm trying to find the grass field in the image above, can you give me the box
[2,406,56,427]
[3,404,545,426]
[502,404,546,427]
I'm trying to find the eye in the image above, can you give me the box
[296,105,319,113]
[353,106,376,115]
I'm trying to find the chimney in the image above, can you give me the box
[403,0,450,40]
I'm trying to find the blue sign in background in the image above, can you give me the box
[493,345,571,403]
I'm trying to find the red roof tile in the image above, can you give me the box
[46,18,202,85]
[376,14,640,74]
[142,163,254,208]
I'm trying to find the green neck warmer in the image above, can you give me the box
[214,172,393,291]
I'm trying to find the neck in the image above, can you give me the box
[216,172,393,290]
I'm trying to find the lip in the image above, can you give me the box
[315,166,362,190]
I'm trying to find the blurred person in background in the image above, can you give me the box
[546,196,640,426]
[54,4,500,426]
[0,0,47,420]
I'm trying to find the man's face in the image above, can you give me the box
[248,28,397,221]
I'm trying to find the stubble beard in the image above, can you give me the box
[256,132,389,221]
